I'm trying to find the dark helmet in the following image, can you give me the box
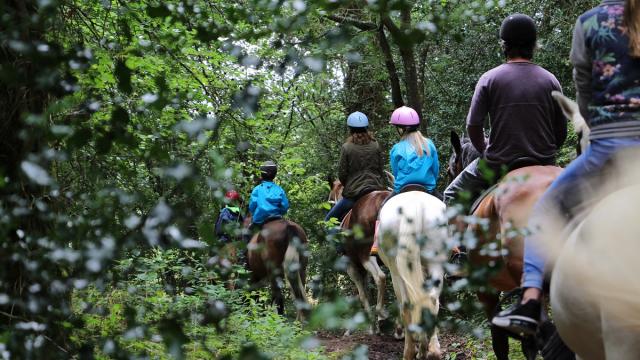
[500,14,537,46]
[260,160,277,179]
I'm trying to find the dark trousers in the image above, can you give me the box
[324,197,355,223]
[443,158,494,209]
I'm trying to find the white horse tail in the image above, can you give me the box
[283,222,308,321]
[394,211,439,328]
[379,193,446,339]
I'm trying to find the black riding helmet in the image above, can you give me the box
[260,160,277,180]
[500,14,537,46]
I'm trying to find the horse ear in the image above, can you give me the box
[450,130,462,156]
[552,91,579,122]
[551,91,590,153]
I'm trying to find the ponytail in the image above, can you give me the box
[401,131,431,157]
[625,0,640,57]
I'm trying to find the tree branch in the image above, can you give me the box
[325,15,377,31]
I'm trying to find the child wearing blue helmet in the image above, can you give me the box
[325,111,386,224]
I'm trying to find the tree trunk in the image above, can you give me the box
[382,11,425,130]
[377,25,404,108]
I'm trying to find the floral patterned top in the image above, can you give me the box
[572,0,640,139]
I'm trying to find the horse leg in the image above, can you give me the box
[521,335,538,360]
[478,291,509,360]
[284,267,308,322]
[602,310,640,360]
[402,305,417,360]
[270,277,285,315]
[379,250,406,341]
[426,327,442,360]
[346,261,372,335]
[283,243,308,322]
[362,255,388,333]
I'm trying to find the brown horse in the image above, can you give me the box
[328,180,390,334]
[246,217,309,322]
[448,132,562,360]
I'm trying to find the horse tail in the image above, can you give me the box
[283,222,308,319]
[380,194,445,337]
[395,211,437,330]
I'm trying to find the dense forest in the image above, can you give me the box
[1,0,599,359]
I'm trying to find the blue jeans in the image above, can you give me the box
[523,138,640,289]
[324,198,355,223]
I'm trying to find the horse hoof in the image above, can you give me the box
[426,351,442,360]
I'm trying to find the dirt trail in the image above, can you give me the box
[318,331,473,359]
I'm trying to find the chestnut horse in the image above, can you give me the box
[448,132,563,360]
[328,180,390,334]
[246,217,309,322]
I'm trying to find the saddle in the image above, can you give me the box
[263,215,283,224]
[399,184,428,193]
[469,157,550,215]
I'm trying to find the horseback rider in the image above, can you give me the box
[493,0,640,336]
[443,14,567,210]
[388,106,440,196]
[215,189,244,243]
[370,106,440,254]
[325,111,386,224]
[246,161,289,240]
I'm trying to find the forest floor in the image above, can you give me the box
[317,331,475,359]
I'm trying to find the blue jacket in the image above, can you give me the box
[390,139,439,193]
[249,181,289,225]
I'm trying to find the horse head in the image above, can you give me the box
[551,91,590,155]
[448,130,483,182]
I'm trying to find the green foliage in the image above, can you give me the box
[0,0,598,358]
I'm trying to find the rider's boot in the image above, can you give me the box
[491,298,541,337]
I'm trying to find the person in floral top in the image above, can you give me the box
[492,0,640,336]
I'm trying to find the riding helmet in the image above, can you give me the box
[389,106,420,127]
[225,190,240,201]
[347,111,369,128]
[260,160,278,179]
[499,14,537,46]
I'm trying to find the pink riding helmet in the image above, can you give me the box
[389,106,420,126]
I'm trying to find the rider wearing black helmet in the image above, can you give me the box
[259,160,278,181]
[499,13,537,58]
[443,14,567,209]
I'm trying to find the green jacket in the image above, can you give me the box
[338,140,386,199]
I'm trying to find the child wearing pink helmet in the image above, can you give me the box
[388,106,440,195]
[371,106,440,254]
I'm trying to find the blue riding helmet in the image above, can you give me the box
[347,111,369,128]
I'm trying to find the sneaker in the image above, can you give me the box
[491,299,541,336]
